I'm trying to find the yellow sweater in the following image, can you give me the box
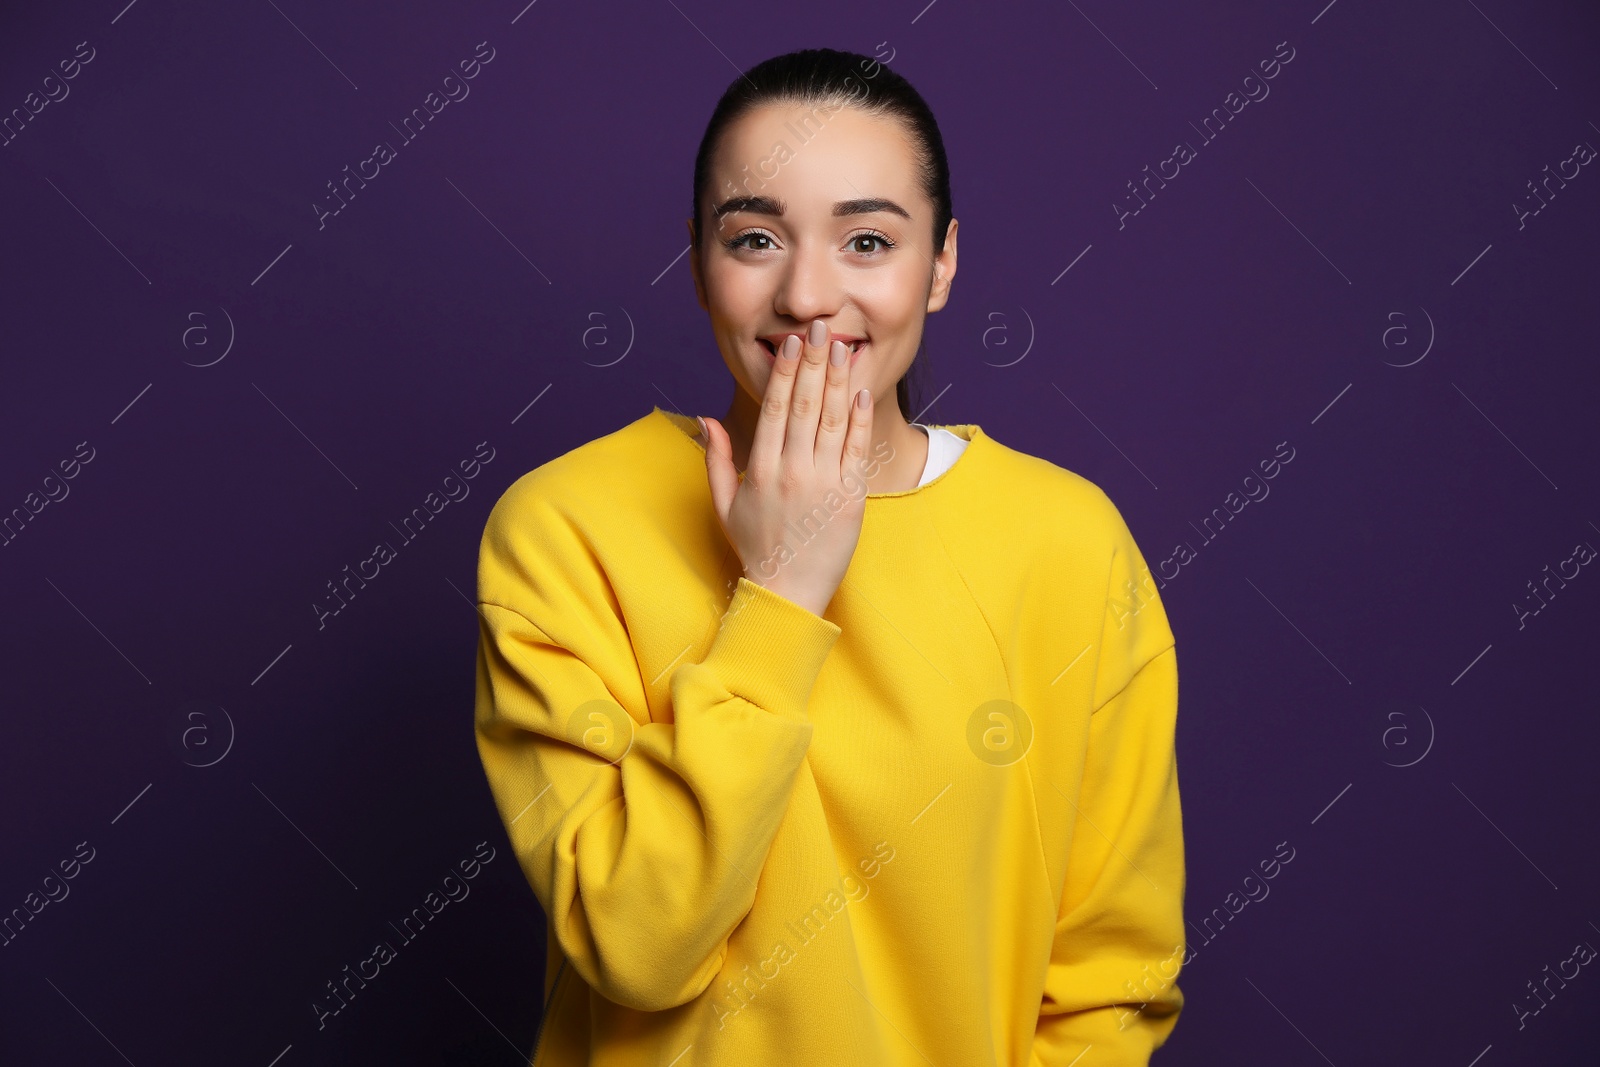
[473,406,1185,1066]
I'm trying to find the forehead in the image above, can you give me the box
[708,102,922,213]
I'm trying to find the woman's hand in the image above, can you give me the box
[701,318,875,618]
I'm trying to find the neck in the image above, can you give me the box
[714,387,930,494]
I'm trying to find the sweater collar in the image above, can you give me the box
[648,406,984,499]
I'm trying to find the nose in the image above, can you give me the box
[770,241,843,326]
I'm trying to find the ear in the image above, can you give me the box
[925,217,958,314]
[687,217,709,311]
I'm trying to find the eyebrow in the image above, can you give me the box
[710,195,913,222]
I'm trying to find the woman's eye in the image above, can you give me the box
[725,231,773,252]
[850,232,896,255]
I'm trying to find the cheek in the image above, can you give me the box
[704,269,771,330]
[853,287,922,370]
[855,267,926,327]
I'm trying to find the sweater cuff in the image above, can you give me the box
[700,577,842,723]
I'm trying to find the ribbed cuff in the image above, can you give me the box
[700,577,842,723]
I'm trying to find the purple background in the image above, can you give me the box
[3,0,1598,1063]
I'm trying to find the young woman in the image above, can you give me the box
[475,48,1186,1066]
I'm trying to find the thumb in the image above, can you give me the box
[700,416,740,524]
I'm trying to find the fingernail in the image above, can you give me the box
[830,340,847,366]
[857,389,870,408]
[782,335,801,359]
[808,319,828,347]
[695,416,707,439]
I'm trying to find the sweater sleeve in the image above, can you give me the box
[1032,505,1186,1065]
[474,492,841,1014]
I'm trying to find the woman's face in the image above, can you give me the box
[689,101,957,413]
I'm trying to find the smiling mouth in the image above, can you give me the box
[758,338,868,363]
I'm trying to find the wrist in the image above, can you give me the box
[747,575,825,618]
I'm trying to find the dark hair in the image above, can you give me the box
[690,48,952,422]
